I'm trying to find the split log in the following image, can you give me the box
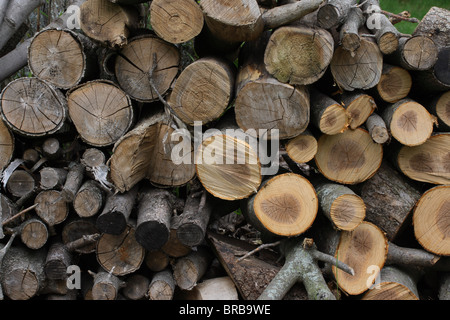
[96,224,145,276]
[28,28,98,90]
[34,190,69,226]
[339,6,364,52]
[168,57,236,126]
[357,161,422,242]
[234,31,310,140]
[362,0,400,54]
[19,218,49,250]
[340,91,376,130]
[316,0,358,30]
[122,274,150,300]
[330,38,383,91]
[381,98,436,146]
[177,276,239,300]
[67,80,135,147]
[372,64,412,104]
[80,0,139,48]
[61,218,100,254]
[413,185,450,256]
[6,170,35,198]
[0,118,14,170]
[365,112,390,144]
[114,34,180,102]
[89,269,125,300]
[148,269,175,300]
[135,187,177,251]
[393,132,450,185]
[241,173,318,238]
[61,162,85,202]
[96,184,138,235]
[264,24,334,86]
[314,127,383,185]
[315,182,365,232]
[413,7,449,52]
[426,91,450,131]
[0,244,47,300]
[385,35,439,71]
[0,77,67,137]
[39,167,68,190]
[172,245,214,291]
[285,130,318,164]
[361,266,419,300]
[309,88,348,135]
[150,0,204,44]
[73,180,104,218]
[318,221,388,296]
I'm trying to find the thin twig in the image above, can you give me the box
[236,240,282,262]
[1,203,38,226]
[381,10,420,24]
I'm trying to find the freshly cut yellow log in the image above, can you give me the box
[413,185,450,256]
[285,130,318,164]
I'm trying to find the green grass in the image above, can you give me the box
[379,0,450,34]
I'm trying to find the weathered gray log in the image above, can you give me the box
[121,274,150,300]
[73,180,104,218]
[148,269,175,300]
[61,162,85,203]
[317,0,358,30]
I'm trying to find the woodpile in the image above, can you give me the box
[0,0,449,302]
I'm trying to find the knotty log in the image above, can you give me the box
[67,80,135,147]
[0,244,47,300]
[148,269,175,300]
[135,187,177,251]
[0,77,67,137]
[96,184,138,235]
[114,34,180,103]
[315,182,365,232]
[314,127,383,185]
[34,190,69,226]
[73,180,104,218]
[330,38,383,92]
[150,0,204,44]
[373,64,412,104]
[339,91,376,130]
[382,98,436,147]
[393,132,450,185]
[357,161,421,242]
[172,245,214,291]
[413,185,450,256]
[361,266,419,300]
[235,31,310,140]
[241,173,318,238]
[0,118,14,171]
[96,224,145,276]
[285,130,318,164]
[310,88,348,135]
[80,0,139,48]
[168,57,236,126]
[28,28,98,90]
[365,112,390,144]
[264,24,334,86]
[316,0,358,30]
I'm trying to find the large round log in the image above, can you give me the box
[0,117,14,170]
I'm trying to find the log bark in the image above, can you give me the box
[394,132,450,185]
[316,0,358,30]
[67,80,135,147]
[382,98,436,147]
[264,24,334,86]
[61,162,85,203]
[89,269,125,300]
[314,127,383,185]
[114,34,180,103]
[0,77,68,137]
[44,241,72,280]
[365,112,390,144]
[357,161,422,241]
[235,31,310,140]
[339,91,376,130]
[96,184,138,235]
[315,182,365,232]
[73,180,104,218]
[413,185,450,256]
[80,0,139,48]
[172,245,214,291]
[439,273,450,300]
[339,6,364,52]
[135,187,177,251]
[425,91,450,132]
[96,224,145,276]
[168,57,236,126]
[148,269,175,300]
[386,242,440,269]
[330,38,383,91]
[241,173,318,238]
[150,0,204,44]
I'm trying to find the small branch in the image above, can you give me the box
[236,240,282,262]
[312,250,355,276]
[1,203,38,226]
[65,233,101,252]
[381,10,420,24]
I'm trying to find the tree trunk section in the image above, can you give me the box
[44,241,72,280]
[365,112,389,144]
[89,269,125,300]
[67,80,134,147]
[150,0,204,44]
[285,130,318,164]
[34,190,69,226]
[61,162,85,203]
[339,6,364,52]
[122,274,150,300]
[145,249,170,272]
[6,169,35,198]
[316,0,358,30]
[148,269,175,300]
[339,90,376,130]
[19,218,49,250]
[425,91,450,131]
[0,117,14,171]
[61,218,99,254]
[73,180,104,218]
[0,77,67,137]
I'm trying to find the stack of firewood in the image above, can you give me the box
[0,0,449,301]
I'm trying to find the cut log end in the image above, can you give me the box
[330,194,366,231]
[285,132,318,164]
